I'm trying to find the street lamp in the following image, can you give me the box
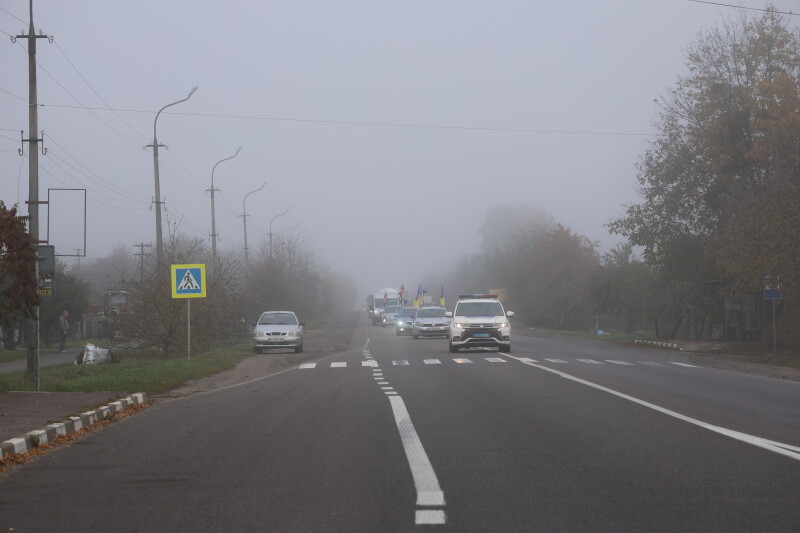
[269,207,290,259]
[240,182,266,268]
[209,146,242,262]
[149,86,197,263]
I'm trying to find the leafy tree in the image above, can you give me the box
[0,202,39,350]
[514,224,599,329]
[608,8,800,345]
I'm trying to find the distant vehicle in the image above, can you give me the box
[412,306,450,339]
[369,288,401,325]
[252,311,305,353]
[395,307,418,336]
[380,306,402,327]
[446,294,514,353]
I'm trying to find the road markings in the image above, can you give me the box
[506,354,800,462]
[640,361,665,366]
[330,362,347,368]
[544,358,568,364]
[416,510,447,525]
[453,358,473,364]
[388,395,447,520]
[577,359,603,364]
[393,360,410,366]
[485,357,507,363]
[606,360,633,365]
[517,357,538,363]
[362,360,378,367]
[298,363,317,369]
[424,359,442,365]
[670,362,699,368]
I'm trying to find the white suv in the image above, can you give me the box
[446,294,513,353]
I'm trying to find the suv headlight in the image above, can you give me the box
[497,322,508,328]
[453,322,466,329]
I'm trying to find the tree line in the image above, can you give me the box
[444,9,800,349]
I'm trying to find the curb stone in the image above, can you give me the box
[0,393,147,459]
[634,339,684,351]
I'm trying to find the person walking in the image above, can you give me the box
[58,310,69,352]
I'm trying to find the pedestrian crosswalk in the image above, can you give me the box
[297,358,700,370]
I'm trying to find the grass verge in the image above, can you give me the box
[0,341,251,395]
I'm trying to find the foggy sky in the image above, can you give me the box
[1,1,785,298]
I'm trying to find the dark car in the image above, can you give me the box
[395,307,418,336]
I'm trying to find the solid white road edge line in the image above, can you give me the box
[507,354,800,461]
[388,395,447,508]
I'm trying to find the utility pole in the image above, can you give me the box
[133,242,152,282]
[240,182,266,269]
[146,87,197,264]
[14,0,52,389]
[208,147,242,263]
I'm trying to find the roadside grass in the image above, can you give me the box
[0,340,252,395]
[515,325,639,344]
[0,338,111,364]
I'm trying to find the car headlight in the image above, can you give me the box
[288,330,299,336]
[497,322,508,328]
[454,322,466,329]
[255,331,266,337]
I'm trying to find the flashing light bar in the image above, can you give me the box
[458,294,498,299]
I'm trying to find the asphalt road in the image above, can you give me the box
[1,316,799,532]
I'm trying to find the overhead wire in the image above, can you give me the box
[36,103,657,138]
[52,39,150,143]
[45,133,149,202]
[688,1,798,16]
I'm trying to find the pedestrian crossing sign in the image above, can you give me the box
[171,264,207,298]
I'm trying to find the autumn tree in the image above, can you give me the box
[0,202,39,350]
[608,8,800,344]
[511,224,599,329]
[122,234,243,358]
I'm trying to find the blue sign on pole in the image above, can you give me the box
[171,264,207,299]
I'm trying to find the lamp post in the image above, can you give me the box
[240,182,266,268]
[269,207,290,259]
[209,146,242,262]
[149,86,197,263]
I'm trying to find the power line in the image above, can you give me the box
[53,39,149,143]
[688,0,798,16]
[36,103,657,137]
[0,6,28,26]
[45,133,149,202]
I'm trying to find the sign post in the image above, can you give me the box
[763,273,781,354]
[171,264,206,359]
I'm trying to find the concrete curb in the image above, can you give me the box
[634,339,684,351]
[0,393,148,459]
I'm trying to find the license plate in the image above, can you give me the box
[268,337,283,342]
[473,333,490,338]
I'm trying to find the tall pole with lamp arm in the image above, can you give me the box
[148,86,197,263]
[209,146,243,262]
